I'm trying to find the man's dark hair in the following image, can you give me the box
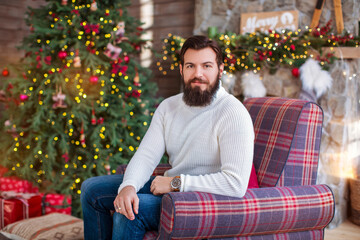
[180,35,223,67]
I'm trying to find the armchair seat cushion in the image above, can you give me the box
[157,185,334,239]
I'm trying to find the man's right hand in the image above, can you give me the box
[113,186,139,220]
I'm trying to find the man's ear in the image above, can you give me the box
[219,63,224,78]
[179,64,183,76]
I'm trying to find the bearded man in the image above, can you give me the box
[81,35,255,240]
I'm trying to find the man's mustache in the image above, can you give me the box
[189,78,209,84]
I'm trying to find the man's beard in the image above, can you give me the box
[182,73,220,107]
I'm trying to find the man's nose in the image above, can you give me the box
[194,66,203,78]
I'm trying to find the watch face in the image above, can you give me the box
[171,177,181,189]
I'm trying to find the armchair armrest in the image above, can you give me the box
[158,185,334,239]
[116,164,171,176]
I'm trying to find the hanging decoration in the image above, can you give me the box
[19,94,29,102]
[73,50,81,68]
[291,68,300,78]
[298,58,332,102]
[52,86,67,109]
[61,153,69,163]
[104,157,111,175]
[115,21,128,44]
[91,107,97,125]
[89,75,99,84]
[104,43,122,60]
[134,67,139,84]
[58,50,67,60]
[2,68,9,77]
[241,71,267,98]
[80,123,85,147]
[90,0,98,11]
[4,119,17,138]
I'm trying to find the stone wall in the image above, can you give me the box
[194,0,359,35]
[193,0,360,228]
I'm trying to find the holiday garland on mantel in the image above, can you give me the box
[157,21,359,78]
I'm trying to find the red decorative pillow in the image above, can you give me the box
[247,164,259,189]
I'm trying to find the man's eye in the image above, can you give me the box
[205,65,212,68]
[186,65,193,68]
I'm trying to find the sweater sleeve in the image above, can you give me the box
[180,101,254,198]
[118,102,166,193]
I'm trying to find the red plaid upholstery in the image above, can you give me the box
[244,98,323,187]
[116,97,334,240]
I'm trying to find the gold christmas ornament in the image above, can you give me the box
[74,50,81,67]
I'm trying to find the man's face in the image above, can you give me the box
[180,47,224,106]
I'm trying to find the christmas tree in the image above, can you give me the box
[0,0,160,216]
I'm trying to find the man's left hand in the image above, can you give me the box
[150,176,173,195]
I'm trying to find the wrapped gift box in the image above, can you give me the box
[41,193,72,215]
[0,176,39,193]
[0,191,42,229]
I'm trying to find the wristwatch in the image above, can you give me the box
[170,176,181,192]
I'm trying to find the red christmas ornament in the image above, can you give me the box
[134,45,141,51]
[124,55,130,64]
[20,94,29,102]
[97,117,104,124]
[291,68,300,78]
[58,50,68,59]
[90,75,99,84]
[44,56,52,65]
[62,153,69,163]
[2,68,9,77]
[290,44,296,51]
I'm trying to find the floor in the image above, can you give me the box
[325,220,360,240]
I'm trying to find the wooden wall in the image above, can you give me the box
[0,0,46,70]
[128,0,195,98]
[0,0,195,98]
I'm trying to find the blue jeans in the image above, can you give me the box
[81,175,162,240]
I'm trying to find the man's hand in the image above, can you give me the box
[150,176,173,195]
[113,186,139,220]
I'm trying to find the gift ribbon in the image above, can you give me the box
[1,199,4,228]
[0,191,33,228]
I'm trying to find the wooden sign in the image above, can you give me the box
[240,10,299,34]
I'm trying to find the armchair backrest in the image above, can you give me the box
[243,97,323,188]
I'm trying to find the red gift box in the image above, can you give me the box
[0,176,39,193]
[41,193,72,215]
[0,191,42,229]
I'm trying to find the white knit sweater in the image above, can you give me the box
[118,86,255,198]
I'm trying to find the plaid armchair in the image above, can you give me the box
[117,97,335,240]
